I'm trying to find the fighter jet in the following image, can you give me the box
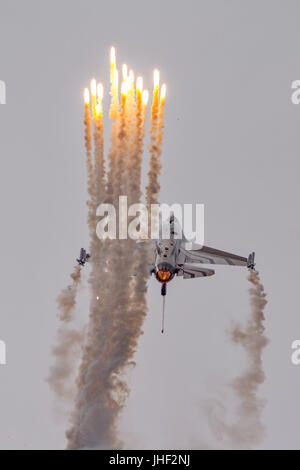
[150,215,255,332]
[76,248,91,266]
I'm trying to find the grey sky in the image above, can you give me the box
[0,0,299,449]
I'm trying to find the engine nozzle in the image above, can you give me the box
[156,269,172,283]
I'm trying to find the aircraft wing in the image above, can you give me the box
[180,244,248,267]
[178,264,215,279]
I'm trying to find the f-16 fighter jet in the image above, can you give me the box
[150,215,255,332]
[76,248,91,266]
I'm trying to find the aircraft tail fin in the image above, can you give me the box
[247,252,256,270]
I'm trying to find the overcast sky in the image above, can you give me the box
[0,0,300,449]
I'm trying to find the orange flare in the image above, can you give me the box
[90,79,97,97]
[121,81,128,96]
[122,64,128,80]
[142,89,149,106]
[136,76,143,93]
[95,103,102,117]
[129,69,134,85]
[97,83,104,100]
[153,69,160,88]
[110,46,116,64]
[161,83,166,100]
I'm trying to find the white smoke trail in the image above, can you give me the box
[206,269,269,449]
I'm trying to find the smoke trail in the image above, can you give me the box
[64,50,165,450]
[129,81,144,205]
[66,54,126,449]
[155,88,166,178]
[93,105,105,206]
[47,266,83,401]
[47,327,85,401]
[56,266,81,323]
[84,99,96,232]
[106,58,120,206]
[207,269,269,449]
[146,77,160,207]
[126,72,138,189]
[48,91,97,406]
[127,81,150,345]
[72,75,149,449]
[115,86,128,198]
[65,80,111,444]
